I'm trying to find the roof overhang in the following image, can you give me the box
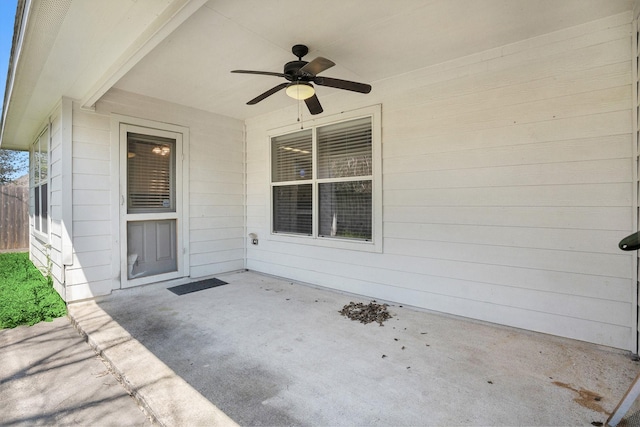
[0,0,635,150]
[0,0,207,150]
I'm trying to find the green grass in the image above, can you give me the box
[0,252,66,328]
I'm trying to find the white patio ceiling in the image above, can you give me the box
[0,0,633,149]
[114,0,633,120]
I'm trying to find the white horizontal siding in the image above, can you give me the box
[246,13,635,349]
[66,104,113,299]
[384,223,625,254]
[384,206,630,230]
[384,184,631,207]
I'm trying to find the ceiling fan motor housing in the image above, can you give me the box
[284,61,309,81]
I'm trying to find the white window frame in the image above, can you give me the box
[268,105,382,253]
[31,125,50,241]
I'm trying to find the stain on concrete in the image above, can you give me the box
[552,381,609,414]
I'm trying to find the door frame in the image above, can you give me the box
[632,16,640,354]
[111,115,190,289]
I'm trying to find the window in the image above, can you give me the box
[270,107,380,250]
[317,118,372,240]
[32,128,49,235]
[271,129,313,235]
[127,133,176,213]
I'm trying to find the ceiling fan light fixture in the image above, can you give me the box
[286,83,315,100]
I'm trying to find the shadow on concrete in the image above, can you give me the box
[0,317,151,426]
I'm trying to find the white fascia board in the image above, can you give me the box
[80,0,208,110]
[0,0,31,149]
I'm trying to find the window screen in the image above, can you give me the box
[318,181,371,240]
[273,184,312,235]
[32,129,49,234]
[317,117,372,179]
[127,133,176,213]
[271,129,312,182]
[40,183,48,234]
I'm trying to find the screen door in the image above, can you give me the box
[123,129,180,281]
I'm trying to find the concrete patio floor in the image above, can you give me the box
[68,270,640,426]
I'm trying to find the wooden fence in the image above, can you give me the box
[0,184,28,251]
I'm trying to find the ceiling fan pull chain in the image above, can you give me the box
[298,98,304,129]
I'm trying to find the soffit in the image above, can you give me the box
[1,0,203,150]
[113,0,633,120]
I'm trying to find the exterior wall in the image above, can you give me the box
[64,89,245,300]
[65,102,113,300]
[29,102,66,298]
[246,13,635,349]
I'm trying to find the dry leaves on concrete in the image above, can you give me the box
[340,301,392,326]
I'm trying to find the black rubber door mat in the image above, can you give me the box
[168,278,228,296]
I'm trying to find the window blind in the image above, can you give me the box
[32,128,49,233]
[273,184,312,235]
[127,133,176,213]
[317,117,372,179]
[271,129,312,182]
[40,183,48,234]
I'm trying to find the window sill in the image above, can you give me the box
[269,232,382,253]
[33,229,49,244]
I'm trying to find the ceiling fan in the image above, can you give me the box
[231,44,372,115]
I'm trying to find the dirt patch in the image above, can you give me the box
[552,381,609,415]
[340,301,392,326]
